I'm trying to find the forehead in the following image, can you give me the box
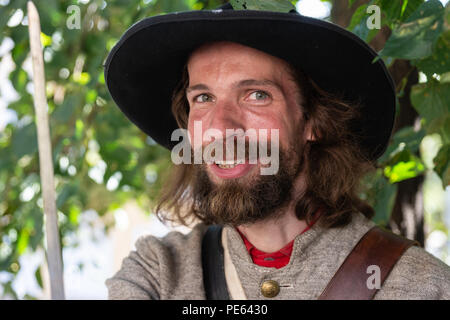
[186,41,293,83]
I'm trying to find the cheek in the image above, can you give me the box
[247,96,301,144]
[187,108,206,126]
[187,117,195,142]
[187,111,206,142]
[281,104,305,146]
[246,114,290,149]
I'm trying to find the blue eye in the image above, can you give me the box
[194,94,212,103]
[249,91,269,101]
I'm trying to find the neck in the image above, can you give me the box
[236,173,309,253]
[237,209,308,253]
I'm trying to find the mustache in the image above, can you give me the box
[191,153,294,226]
[191,138,277,162]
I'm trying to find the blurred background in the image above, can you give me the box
[0,0,449,299]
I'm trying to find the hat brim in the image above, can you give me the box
[104,9,396,160]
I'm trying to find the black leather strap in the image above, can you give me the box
[201,225,230,300]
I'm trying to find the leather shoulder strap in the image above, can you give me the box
[202,225,230,300]
[318,226,419,300]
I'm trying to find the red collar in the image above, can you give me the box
[236,211,321,269]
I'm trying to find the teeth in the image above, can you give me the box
[218,164,236,169]
[215,159,245,169]
[215,160,235,165]
[215,160,245,164]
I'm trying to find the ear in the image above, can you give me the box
[303,121,315,142]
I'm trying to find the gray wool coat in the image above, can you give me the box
[106,212,450,300]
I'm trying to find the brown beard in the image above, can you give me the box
[190,146,303,226]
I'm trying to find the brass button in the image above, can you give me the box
[260,280,280,298]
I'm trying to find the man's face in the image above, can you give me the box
[184,41,312,225]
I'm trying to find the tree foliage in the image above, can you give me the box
[347,0,449,226]
[0,0,448,298]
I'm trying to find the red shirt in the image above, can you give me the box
[236,212,320,269]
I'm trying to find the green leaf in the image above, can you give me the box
[161,0,190,13]
[380,0,445,59]
[73,72,91,85]
[441,71,450,83]
[410,81,450,125]
[439,115,450,144]
[377,0,404,26]
[1,281,18,299]
[352,17,370,41]
[230,0,296,12]
[0,146,13,172]
[16,228,30,255]
[11,122,38,159]
[361,169,398,225]
[0,7,13,44]
[40,32,52,47]
[403,0,443,26]
[56,183,79,209]
[7,96,32,118]
[35,266,43,289]
[52,95,80,123]
[352,15,380,42]
[29,207,43,251]
[447,1,450,24]
[434,144,450,186]
[414,30,450,76]
[378,126,426,163]
[348,4,369,31]
[384,154,425,183]
[10,68,28,93]
[75,119,84,140]
[425,114,450,145]
[372,175,398,225]
[399,0,424,22]
[68,205,81,226]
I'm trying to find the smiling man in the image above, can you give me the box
[175,41,312,229]
[104,3,450,300]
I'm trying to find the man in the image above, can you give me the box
[104,3,450,299]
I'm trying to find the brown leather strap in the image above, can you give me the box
[318,226,419,300]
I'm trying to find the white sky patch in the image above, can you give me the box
[0,47,19,130]
[297,0,449,18]
[59,156,70,171]
[19,186,35,202]
[0,37,14,56]
[106,171,122,191]
[296,0,331,19]
[88,160,107,184]
[6,9,23,28]
[114,209,129,231]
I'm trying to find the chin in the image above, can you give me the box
[207,164,260,186]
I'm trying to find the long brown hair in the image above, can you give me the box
[155,60,376,228]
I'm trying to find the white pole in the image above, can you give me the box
[27,0,65,300]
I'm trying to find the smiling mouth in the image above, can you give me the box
[215,160,245,169]
[208,160,255,179]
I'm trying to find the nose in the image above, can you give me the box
[206,99,244,139]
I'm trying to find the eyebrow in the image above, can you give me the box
[185,79,282,94]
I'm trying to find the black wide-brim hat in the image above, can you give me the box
[104,4,396,161]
